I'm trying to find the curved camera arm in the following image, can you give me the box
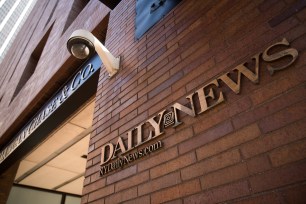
[68,29,120,77]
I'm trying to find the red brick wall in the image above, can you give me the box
[84,0,306,203]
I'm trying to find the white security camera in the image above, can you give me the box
[67,29,120,77]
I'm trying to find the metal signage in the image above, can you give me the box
[0,54,102,166]
[100,38,298,176]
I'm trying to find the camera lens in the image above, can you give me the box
[71,43,90,59]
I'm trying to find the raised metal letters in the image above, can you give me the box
[99,38,299,176]
[262,38,298,75]
[163,111,174,127]
[218,53,260,94]
[100,140,163,176]
[171,92,196,127]
[196,79,225,114]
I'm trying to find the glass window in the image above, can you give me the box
[65,195,81,204]
[7,186,62,204]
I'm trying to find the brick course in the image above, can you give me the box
[85,0,306,202]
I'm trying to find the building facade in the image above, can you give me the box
[0,0,306,203]
[0,0,38,63]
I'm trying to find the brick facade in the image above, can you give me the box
[0,0,306,203]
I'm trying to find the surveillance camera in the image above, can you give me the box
[67,29,120,77]
[67,29,95,59]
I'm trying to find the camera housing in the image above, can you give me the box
[67,29,120,77]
